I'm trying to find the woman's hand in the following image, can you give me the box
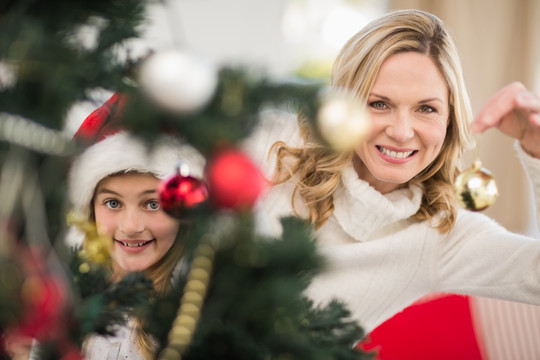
[471,82,540,158]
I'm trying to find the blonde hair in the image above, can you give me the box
[133,226,186,359]
[85,171,187,360]
[273,9,473,233]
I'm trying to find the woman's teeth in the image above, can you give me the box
[119,240,152,247]
[377,146,415,159]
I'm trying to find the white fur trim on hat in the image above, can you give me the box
[68,131,205,217]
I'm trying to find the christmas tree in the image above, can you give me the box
[0,1,372,359]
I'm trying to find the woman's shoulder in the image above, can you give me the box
[447,208,508,240]
[247,108,303,147]
[241,108,303,177]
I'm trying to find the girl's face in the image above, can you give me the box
[354,51,450,193]
[93,173,179,275]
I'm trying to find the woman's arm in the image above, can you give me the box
[515,142,540,228]
[434,209,540,304]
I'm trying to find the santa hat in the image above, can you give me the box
[68,94,205,217]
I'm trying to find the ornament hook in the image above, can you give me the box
[176,161,190,177]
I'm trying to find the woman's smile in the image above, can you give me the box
[375,145,418,163]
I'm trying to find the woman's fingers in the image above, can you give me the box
[471,82,529,133]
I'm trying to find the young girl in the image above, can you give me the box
[67,107,205,359]
[245,9,540,334]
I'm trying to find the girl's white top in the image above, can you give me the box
[84,321,144,360]
[81,260,187,359]
[244,109,540,333]
[28,321,144,360]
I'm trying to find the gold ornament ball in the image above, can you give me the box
[67,211,112,266]
[454,160,499,211]
[317,88,370,151]
[81,234,112,265]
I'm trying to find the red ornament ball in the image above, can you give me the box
[14,247,68,342]
[159,174,209,217]
[207,149,266,210]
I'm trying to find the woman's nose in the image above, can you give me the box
[385,110,414,142]
[118,209,144,236]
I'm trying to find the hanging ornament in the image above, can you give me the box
[454,159,499,211]
[317,87,371,151]
[139,49,218,114]
[207,149,265,211]
[159,163,209,218]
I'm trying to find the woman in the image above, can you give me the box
[245,9,540,334]
[67,118,205,359]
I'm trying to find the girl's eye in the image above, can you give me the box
[419,105,436,113]
[369,101,387,110]
[105,199,121,209]
[146,200,160,211]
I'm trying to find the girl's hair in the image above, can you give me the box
[134,223,187,359]
[86,171,187,359]
[272,9,473,233]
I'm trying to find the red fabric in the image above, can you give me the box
[73,93,127,142]
[357,295,483,360]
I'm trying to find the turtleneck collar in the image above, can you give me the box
[331,164,424,241]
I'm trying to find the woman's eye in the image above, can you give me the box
[419,105,436,113]
[105,199,120,209]
[369,101,387,110]
[146,200,160,211]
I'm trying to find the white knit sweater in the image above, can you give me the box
[83,321,144,360]
[244,109,540,333]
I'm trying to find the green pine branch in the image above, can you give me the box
[146,216,372,360]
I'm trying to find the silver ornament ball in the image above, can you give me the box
[139,49,218,113]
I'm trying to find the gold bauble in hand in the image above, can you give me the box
[454,160,499,211]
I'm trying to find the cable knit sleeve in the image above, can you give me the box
[434,207,540,305]
[515,141,540,229]
[432,140,540,302]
